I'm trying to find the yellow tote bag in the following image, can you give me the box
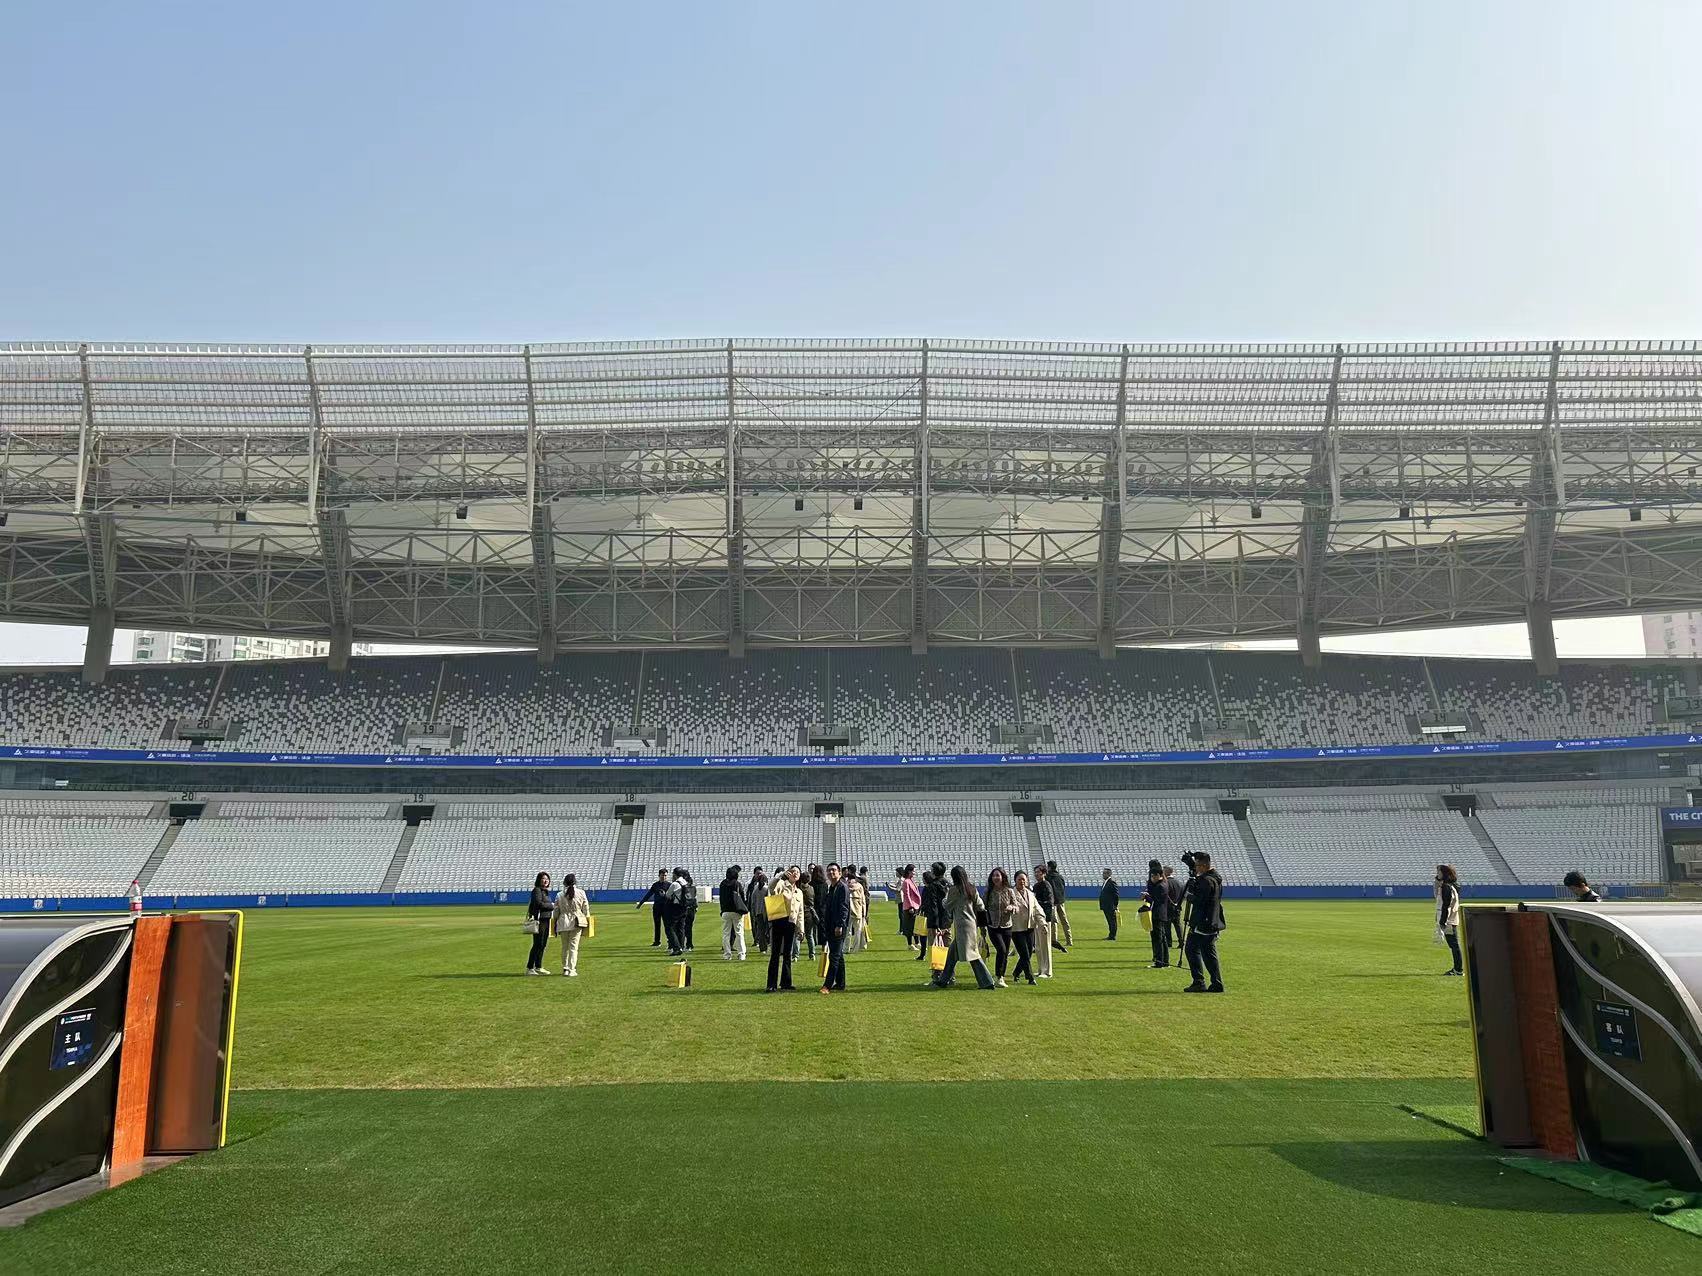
[764,894,789,922]
[929,942,949,971]
[743,912,752,932]
[666,961,692,989]
[586,914,597,939]
[1139,907,1153,933]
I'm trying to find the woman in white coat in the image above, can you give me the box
[551,873,592,977]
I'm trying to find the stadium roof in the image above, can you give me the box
[3,338,1702,664]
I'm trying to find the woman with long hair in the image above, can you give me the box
[984,867,1015,987]
[940,865,996,990]
[808,864,830,951]
[551,872,592,976]
[1435,864,1462,977]
[1009,870,1043,985]
[524,871,553,975]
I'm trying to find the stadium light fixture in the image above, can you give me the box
[234,510,247,523]
[454,504,469,520]
[853,497,864,512]
[1398,504,1412,519]
[1250,504,1262,519]
[1630,507,1643,522]
[794,497,804,512]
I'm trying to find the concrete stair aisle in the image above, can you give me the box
[607,819,635,890]
[1236,816,1277,888]
[380,825,419,893]
[1467,813,1520,885]
[136,822,182,890]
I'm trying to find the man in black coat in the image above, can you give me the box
[636,868,671,947]
[1098,869,1120,940]
[1182,852,1226,993]
[821,862,851,994]
[1164,866,1186,968]
[1140,860,1170,967]
[1046,860,1073,948]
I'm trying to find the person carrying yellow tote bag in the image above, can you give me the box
[764,892,789,922]
[929,940,949,971]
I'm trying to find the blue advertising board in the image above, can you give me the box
[1661,806,1702,829]
[3,728,1699,773]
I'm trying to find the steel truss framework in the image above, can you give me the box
[3,338,1702,654]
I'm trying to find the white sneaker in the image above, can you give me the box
[567,971,578,978]
[996,977,1007,987]
[562,969,571,976]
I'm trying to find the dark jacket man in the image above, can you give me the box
[1099,873,1119,912]
[823,876,852,936]
[921,870,949,932]
[1033,871,1056,921]
[637,870,671,946]
[1185,868,1225,934]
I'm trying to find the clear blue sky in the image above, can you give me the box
[1,1,1696,660]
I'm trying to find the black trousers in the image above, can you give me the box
[526,926,549,970]
[651,905,664,946]
[768,919,796,989]
[664,911,686,954]
[824,931,847,990]
[1185,930,1223,988]
[1444,929,1462,973]
[989,927,1012,978]
[684,909,697,950]
[1010,929,1036,982]
[1149,919,1170,966]
[1103,905,1118,940]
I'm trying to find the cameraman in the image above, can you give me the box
[1181,851,1225,993]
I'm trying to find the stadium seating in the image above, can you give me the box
[1038,811,1256,885]
[148,817,399,894]
[835,648,1018,754]
[401,815,618,893]
[0,814,161,897]
[1016,649,1214,751]
[837,814,1032,885]
[628,813,822,887]
[435,653,640,755]
[0,664,216,748]
[0,649,1692,758]
[215,657,438,753]
[1476,804,1663,886]
[1253,810,1492,886]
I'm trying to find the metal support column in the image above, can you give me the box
[725,341,745,657]
[1525,342,1565,676]
[1096,347,1129,659]
[1297,346,1343,668]
[911,340,930,656]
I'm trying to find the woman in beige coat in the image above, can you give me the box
[551,873,592,976]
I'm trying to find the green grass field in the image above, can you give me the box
[2,901,1695,1274]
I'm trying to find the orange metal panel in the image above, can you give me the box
[109,915,171,1173]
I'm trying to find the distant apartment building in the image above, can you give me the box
[127,631,371,664]
[1643,612,1702,659]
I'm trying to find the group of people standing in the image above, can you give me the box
[700,862,864,994]
[528,855,1229,994]
[895,860,1074,988]
[635,868,700,955]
